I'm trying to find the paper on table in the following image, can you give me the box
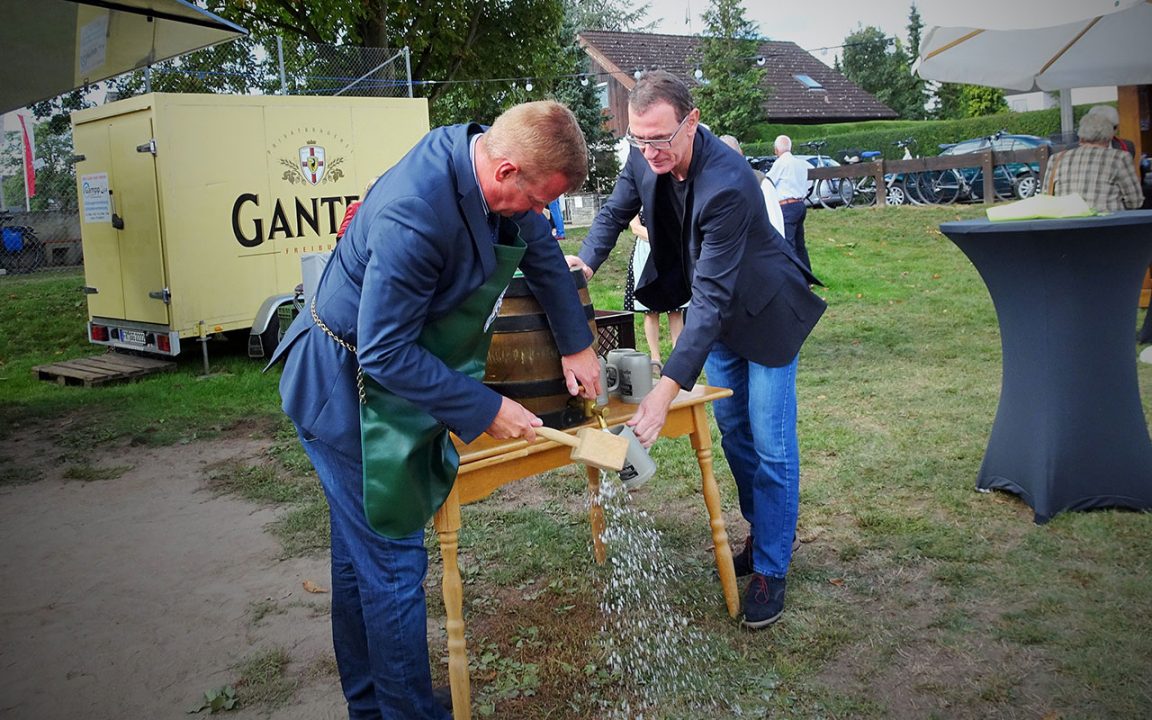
[986,193,1097,222]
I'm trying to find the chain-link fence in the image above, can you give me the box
[0,38,410,279]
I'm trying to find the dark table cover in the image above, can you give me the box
[941,211,1152,523]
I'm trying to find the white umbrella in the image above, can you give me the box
[0,0,246,114]
[914,0,1152,92]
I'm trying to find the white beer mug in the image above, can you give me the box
[609,425,657,489]
[597,356,620,405]
[619,351,661,404]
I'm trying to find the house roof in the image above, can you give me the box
[578,30,898,123]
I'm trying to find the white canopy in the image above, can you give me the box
[914,0,1152,92]
[0,0,246,114]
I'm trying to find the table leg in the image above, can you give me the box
[586,465,606,564]
[433,489,471,720]
[689,403,739,619]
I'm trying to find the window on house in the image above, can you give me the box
[794,74,823,90]
[596,82,609,110]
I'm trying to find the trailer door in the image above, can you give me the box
[75,110,167,326]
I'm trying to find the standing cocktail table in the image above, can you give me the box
[941,212,1152,523]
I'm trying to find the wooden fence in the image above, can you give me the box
[805,147,1053,206]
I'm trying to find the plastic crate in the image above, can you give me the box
[593,310,636,358]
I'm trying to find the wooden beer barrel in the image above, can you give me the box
[484,269,597,428]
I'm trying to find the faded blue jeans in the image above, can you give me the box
[297,426,450,720]
[703,342,800,579]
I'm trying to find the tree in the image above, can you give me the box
[564,0,653,32]
[547,2,656,191]
[904,3,929,120]
[553,16,614,191]
[693,0,766,140]
[226,0,569,125]
[840,24,924,119]
[107,32,276,98]
[934,82,965,119]
[931,83,1008,119]
[961,85,1008,117]
[907,3,923,58]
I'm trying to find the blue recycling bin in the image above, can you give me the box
[2,226,24,253]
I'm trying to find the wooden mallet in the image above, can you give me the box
[534,426,629,471]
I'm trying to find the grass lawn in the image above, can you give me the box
[2,204,1151,718]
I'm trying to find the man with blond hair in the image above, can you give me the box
[270,100,600,719]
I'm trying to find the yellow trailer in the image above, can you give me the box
[71,93,429,357]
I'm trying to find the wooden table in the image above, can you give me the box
[434,384,736,720]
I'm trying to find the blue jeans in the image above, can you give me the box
[703,342,800,579]
[297,426,450,720]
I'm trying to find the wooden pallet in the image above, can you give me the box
[33,352,176,387]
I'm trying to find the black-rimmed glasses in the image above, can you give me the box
[624,114,690,150]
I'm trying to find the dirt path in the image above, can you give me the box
[0,431,345,719]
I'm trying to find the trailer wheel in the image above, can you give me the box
[257,314,281,358]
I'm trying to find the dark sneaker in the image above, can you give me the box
[732,535,801,578]
[432,685,453,711]
[742,574,786,629]
[732,535,754,577]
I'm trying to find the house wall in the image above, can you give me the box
[588,57,631,138]
[1005,86,1117,113]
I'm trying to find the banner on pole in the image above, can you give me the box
[18,113,35,198]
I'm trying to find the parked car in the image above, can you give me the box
[937,132,1050,201]
[887,132,1050,204]
[747,155,776,175]
[747,153,850,207]
[794,154,853,207]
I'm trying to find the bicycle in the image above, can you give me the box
[839,147,885,207]
[885,138,922,206]
[912,131,1040,205]
[796,140,853,209]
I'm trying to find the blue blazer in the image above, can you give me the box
[270,123,594,459]
[579,127,826,389]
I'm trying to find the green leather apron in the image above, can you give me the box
[360,236,526,538]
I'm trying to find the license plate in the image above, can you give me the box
[120,329,146,345]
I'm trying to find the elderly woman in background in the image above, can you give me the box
[1085,105,1136,157]
[1043,112,1142,212]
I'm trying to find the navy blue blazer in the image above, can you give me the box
[270,123,595,459]
[579,127,826,389]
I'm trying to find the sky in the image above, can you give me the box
[641,0,923,68]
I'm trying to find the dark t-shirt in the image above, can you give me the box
[637,174,692,312]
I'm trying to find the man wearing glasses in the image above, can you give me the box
[567,70,825,629]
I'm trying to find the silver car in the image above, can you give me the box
[793,154,853,207]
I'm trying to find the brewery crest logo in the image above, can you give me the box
[273,129,347,186]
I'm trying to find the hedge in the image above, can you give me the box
[743,104,1103,162]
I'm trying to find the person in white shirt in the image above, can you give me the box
[767,134,811,270]
[719,134,785,237]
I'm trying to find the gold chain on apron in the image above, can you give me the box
[311,297,367,404]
